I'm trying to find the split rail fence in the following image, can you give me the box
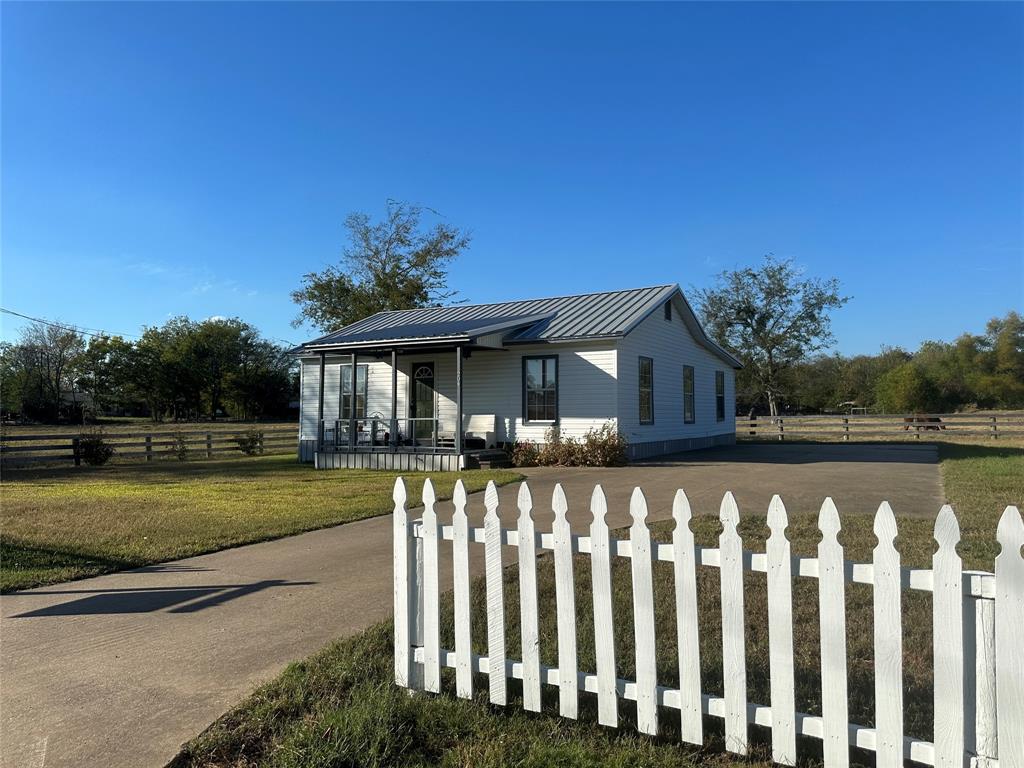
[738,412,1024,441]
[393,478,1024,768]
[0,424,298,466]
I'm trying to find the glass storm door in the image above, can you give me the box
[410,363,435,443]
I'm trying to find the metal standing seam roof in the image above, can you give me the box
[299,285,675,346]
[296,284,742,367]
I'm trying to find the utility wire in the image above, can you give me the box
[0,307,141,341]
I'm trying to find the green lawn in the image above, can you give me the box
[0,454,521,592]
[172,440,1023,768]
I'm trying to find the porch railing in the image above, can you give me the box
[319,417,459,452]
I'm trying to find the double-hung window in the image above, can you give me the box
[341,364,368,419]
[683,365,695,424]
[639,357,654,424]
[715,370,726,422]
[523,356,558,422]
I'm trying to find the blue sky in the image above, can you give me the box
[2,1,1021,354]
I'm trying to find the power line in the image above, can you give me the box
[0,307,140,341]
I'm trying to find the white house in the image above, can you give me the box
[294,284,740,470]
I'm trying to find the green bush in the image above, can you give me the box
[77,429,115,466]
[235,429,264,456]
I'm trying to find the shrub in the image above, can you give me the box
[579,422,628,467]
[235,429,264,456]
[170,431,189,461]
[507,440,539,467]
[77,429,115,466]
[534,423,628,467]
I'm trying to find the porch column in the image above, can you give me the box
[391,349,398,453]
[316,351,326,450]
[455,345,463,460]
[349,351,358,449]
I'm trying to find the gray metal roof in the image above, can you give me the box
[296,284,742,367]
[299,284,674,346]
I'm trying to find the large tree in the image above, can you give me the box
[291,201,471,331]
[696,256,849,416]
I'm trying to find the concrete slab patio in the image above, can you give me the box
[0,443,943,768]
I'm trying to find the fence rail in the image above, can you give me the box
[393,478,1024,768]
[0,424,297,466]
[737,412,1024,441]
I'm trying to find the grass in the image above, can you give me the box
[172,438,1023,768]
[0,454,521,592]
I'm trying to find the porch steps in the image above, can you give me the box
[465,449,513,470]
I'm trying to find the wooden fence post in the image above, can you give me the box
[842,417,849,441]
[963,586,997,763]
[145,435,152,461]
[72,437,81,466]
[991,416,998,440]
[749,414,757,436]
[777,417,785,442]
[206,433,213,458]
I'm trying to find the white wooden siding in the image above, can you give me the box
[615,296,736,443]
[300,343,616,447]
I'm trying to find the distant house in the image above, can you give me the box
[293,284,740,470]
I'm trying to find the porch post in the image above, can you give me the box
[391,349,398,453]
[349,351,358,449]
[455,345,463,462]
[316,351,326,450]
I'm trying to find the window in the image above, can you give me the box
[715,370,726,422]
[664,301,672,321]
[639,357,654,424]
[683,365,695,424]
[341,364,368,419]
[523,356,558,422]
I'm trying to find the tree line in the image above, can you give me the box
[1,317,296,423]
[696,256,1023,416]
[767,312,1024,414]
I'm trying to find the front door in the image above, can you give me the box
[409,362,435,443]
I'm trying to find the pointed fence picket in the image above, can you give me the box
[393,479,1022,768]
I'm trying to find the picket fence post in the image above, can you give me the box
[590,485,618,727]
[484,481,506,706]
[995,506,1024,767]
[421,479,441,693]
[630,488,658,736]
[766,495,796,765]
[452,480,472,700]
[552,483,578,719]
[672,489,703,745]
[517,482,541,712]
[932,506,964,768]
[818,498,850,768]
[873,502,904,767]
[719,492,747,754]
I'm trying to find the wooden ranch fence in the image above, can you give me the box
[0,424,298,467]
[392,478,1024,768]
[737,412,1024,441]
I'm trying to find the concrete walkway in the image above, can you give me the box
[0,443,942,768]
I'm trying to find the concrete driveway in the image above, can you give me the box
[0,443,943,768]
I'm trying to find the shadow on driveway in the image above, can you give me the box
[7,579,315,617]
[639,442,940,466]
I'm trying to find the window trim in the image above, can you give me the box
[522,355,559,424]
[340,363,369,419]
[715,370,726,422]
[683,365,695,424]
[639,356,654,425]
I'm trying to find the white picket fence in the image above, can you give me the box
[392,478,1024,768]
